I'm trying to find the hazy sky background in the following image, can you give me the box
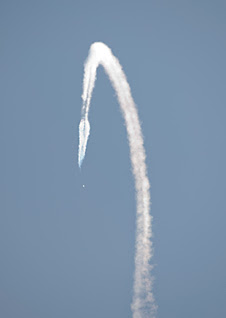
[1,1,226,317]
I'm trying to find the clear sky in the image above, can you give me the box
[1,1,226,317]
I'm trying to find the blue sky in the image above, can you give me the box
[1,1,226,317]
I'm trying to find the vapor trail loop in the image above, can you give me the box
[78,42,156,318]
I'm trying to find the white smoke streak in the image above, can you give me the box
[78,42,156,317]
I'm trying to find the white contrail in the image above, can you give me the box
[78,42,156,318]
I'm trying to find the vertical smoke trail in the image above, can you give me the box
[78,42,156,318]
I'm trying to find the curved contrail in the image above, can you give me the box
[78,42,156,318]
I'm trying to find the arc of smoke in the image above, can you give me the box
[78,42,156,318]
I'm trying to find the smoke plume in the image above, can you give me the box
[78,42,156,318]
